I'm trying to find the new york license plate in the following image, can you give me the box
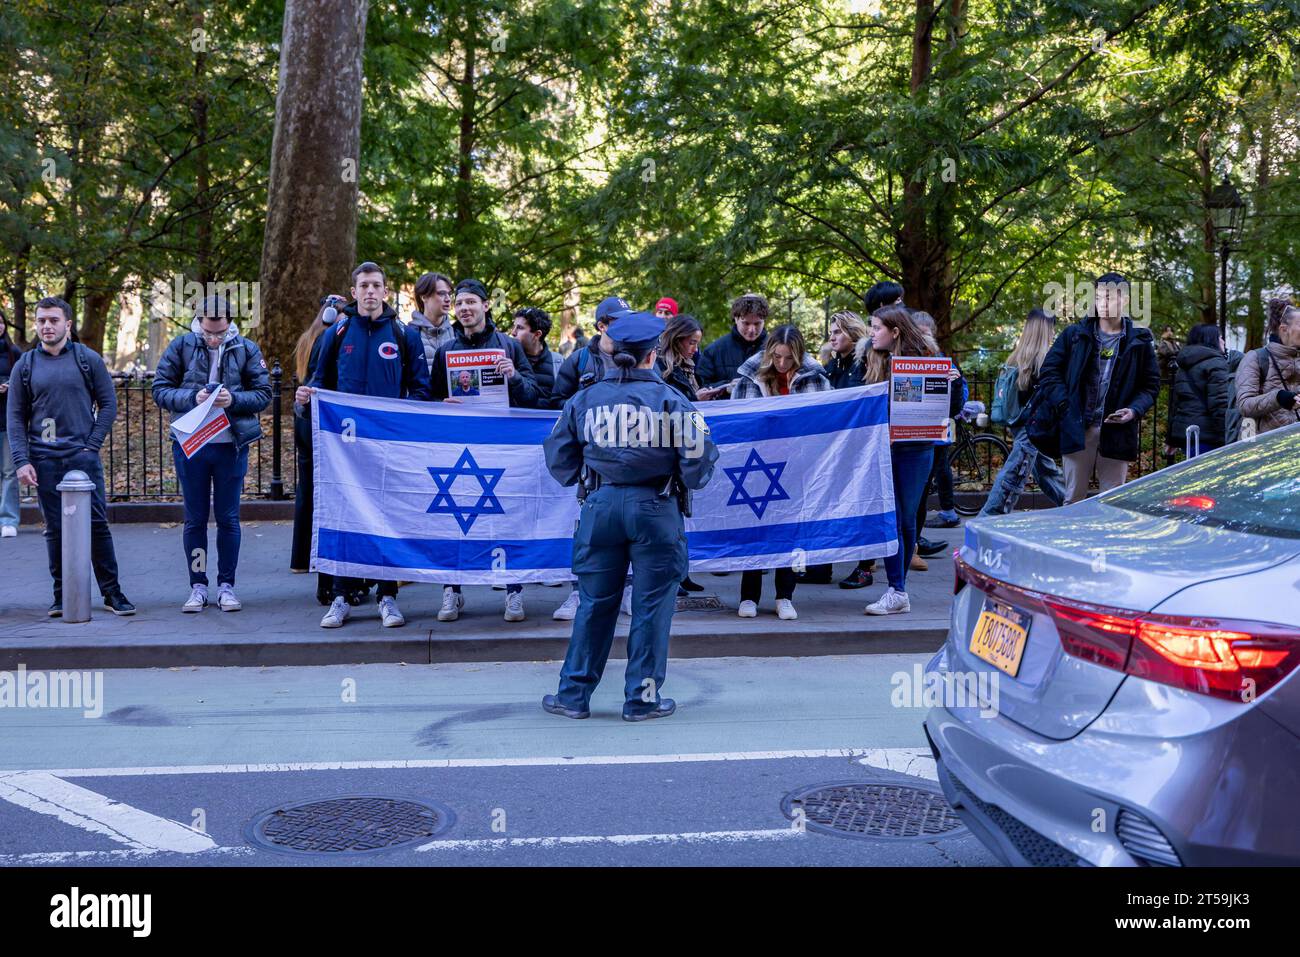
[968,597,1032,677]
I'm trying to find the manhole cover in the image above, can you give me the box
[676,595,724,611]
[781,782,964,841]
[246,795,455,856]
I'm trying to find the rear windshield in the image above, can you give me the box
[1104,425,1300,539]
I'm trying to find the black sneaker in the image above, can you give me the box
[917,538,950,558]
[103,593,137,616]
[839,567,873,589]
[48,600,62,618]
[542,694,589,719]
[623,698,677,722]
[679,576,704,593]
[797,565,835,585]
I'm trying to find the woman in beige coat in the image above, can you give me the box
[1236,303,1300,437]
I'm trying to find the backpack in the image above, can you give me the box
[1234,347,1291,442]
[17,341,99,412]
[575,344,606,387]
[990,364,1023,426]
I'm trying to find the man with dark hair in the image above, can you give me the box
[296,261,431,629]
[695,292,769,396]
[1031,272,1161,503]
[7,297,134,616]
[510,307,561,404]
[864,281,905,315]
[153,294,271,613]
[430,279,541,623]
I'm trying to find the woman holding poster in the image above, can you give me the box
[860,306,948,616]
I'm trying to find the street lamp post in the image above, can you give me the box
[1206,177,1244,339]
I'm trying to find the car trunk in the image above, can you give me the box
[949,500,1300,740]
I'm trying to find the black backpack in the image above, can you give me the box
[17,341,99,411]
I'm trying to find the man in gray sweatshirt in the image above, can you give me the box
[7,297,134,617]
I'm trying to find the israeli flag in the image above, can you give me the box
[311,384,897,585]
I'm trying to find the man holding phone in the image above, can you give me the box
[1034,272,1161,504]
[153,295,271,612]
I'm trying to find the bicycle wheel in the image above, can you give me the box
[949,433,1010,516]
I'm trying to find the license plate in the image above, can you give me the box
[968,597,1032,677]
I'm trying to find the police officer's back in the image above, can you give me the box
[542,312,718,721]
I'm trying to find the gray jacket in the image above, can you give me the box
[408,312,458,374]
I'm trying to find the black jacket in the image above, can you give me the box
[523,345,561,404]
[696,327,768,391]
[655,355,699,402]
[0,337,21,429]
[152,322,272,450]
[823,352,865,390]
[1167,344,1229,449]
[430,318,540,406]
[1031,317,1161,461]
[547,336,610,409]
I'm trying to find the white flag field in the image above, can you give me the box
[311,384,899,585]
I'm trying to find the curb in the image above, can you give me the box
[0,625,948,671]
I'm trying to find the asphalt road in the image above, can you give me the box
[0,655,996,866]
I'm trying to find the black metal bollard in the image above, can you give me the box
[270,360,285,500]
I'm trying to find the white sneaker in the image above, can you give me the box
[738,599,758,618]
[379,596,405,628]
[182,584,208,613]
[217,584,241,612]
[776,598,798,620]
[620,584,633,617]
[320,596,350,628]
[552,590,580,621]
[437,586,463,622]
[504,590,526,622]
[0,525,16,538]
[865,588,911,616]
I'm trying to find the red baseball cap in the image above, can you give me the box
[654,297,679,316]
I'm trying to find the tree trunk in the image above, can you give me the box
[193,7,213,285]
[1245,119,1271,351]
[258,0,369,367]
[1196,132,1216,327]
[80,286,116,356]
[9,242,30,345]
[455,10,479,281]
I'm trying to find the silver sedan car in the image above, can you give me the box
[925,422,1300,866]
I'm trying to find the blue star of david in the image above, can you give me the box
[427,448,505,534]
[724,448,790,519]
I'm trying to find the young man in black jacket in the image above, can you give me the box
[695,293,769,397]
[7,298,134,617]
[1032,273,1161,503]
[510,307,561,405]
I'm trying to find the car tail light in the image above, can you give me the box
[954,551,1300,702]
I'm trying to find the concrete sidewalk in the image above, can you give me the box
[0,522,962,669]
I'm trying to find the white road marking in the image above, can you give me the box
[0,771,217,853]
[857,747,938,781]
[0,846,252,866]
[418,827,802,852]
[33,747,900,778]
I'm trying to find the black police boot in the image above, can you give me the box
[679,576,704,592]
[103,592,137,616]
[542,694,589,719]
[917,537,950,558]
[623,698,676,722]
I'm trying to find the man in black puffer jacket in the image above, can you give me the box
[1166,323,1229,455]
[429,279,540,406]
[696,293,769,396]
[1031,272,1161,503]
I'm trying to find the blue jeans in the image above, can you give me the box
[980,427,1066,516]
[33,449,121,600]
[0,431,18,528]
[884,443,934,593]
[173,441,248,587]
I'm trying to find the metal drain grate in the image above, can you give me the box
[676,596,725,611]
[782,782,964,841]
[246,795,454,856]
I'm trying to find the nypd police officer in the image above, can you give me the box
[542,312,718,721]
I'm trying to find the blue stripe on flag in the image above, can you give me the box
[316,391,887,446]
[317,511,895,571]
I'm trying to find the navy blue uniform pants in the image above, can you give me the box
[556,484,687,715]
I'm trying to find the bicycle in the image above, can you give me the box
[945,401,1010,516]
